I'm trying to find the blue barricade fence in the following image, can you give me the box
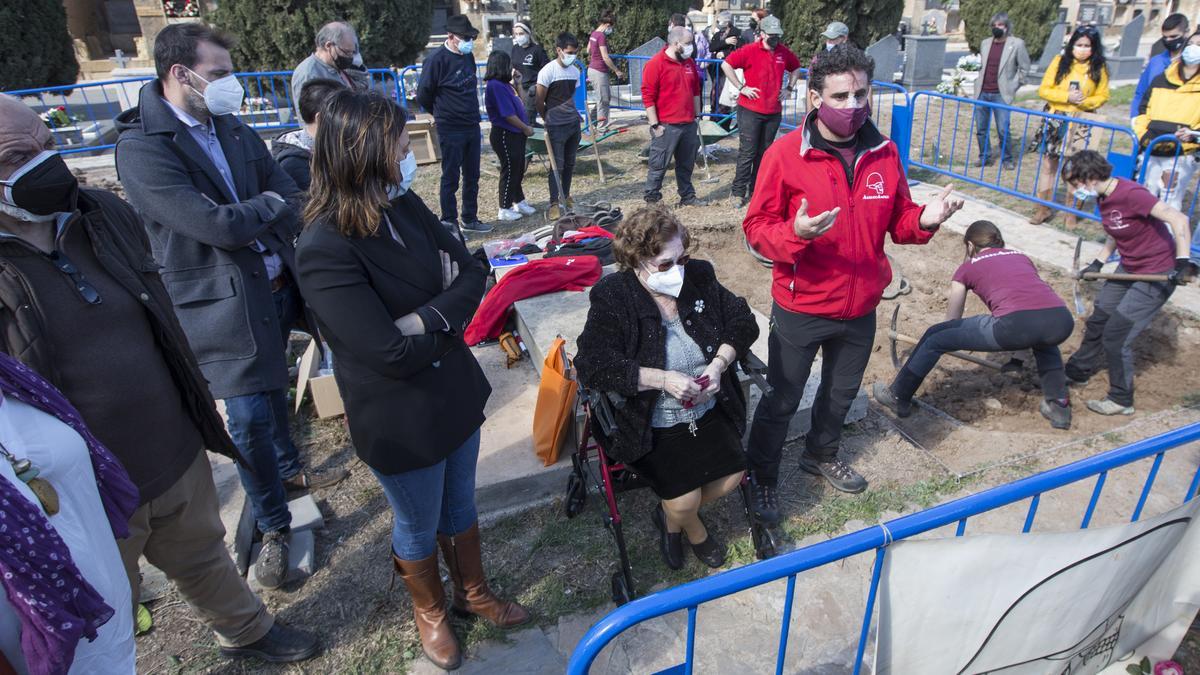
[568,421,1200,674]
[3,67,402,155]
[907,90,1141,223]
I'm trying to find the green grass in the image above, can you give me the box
[1107,85,1136,109]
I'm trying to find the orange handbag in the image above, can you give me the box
[532,336,577,467]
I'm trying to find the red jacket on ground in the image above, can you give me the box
[640,48,701,124]
[742,113,934,321]
[465,256,603,345]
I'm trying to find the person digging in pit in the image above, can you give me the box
[873,220,1076,430]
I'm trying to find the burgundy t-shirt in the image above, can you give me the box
[981,40,1004,93]
[1099,178,1176,274]
[588,30,609,72]
[952,247,1065,317]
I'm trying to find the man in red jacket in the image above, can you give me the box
[743,46,963,524]
[642,26,704,206]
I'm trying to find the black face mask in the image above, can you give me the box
[334,52,355,70]
[1164,36,1187,53]
[992,26,1006,39]
[765,36,780,49]
[0,151,79,216]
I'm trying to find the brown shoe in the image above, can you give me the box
[393,551,462,670]
[437,523,531,628]
[283,467,348,492]
[1029,205,1054,224]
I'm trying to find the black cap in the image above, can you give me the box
[446,14,479,40]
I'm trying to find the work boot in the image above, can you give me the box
[1029,204,1054,225]
[798,455,868,494]
[1086,399,1135,416]
[749,476,780,527]
[1040,399,1072,430]
[220,621,320,663]
[437,524,531,628]
[255,530,290,590]
[394,551,462,670]
[872,382,912,418]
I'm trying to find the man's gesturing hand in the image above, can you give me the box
[919,184,964,230]
[793,198,839,240]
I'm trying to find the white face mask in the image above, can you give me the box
[560,52,577,67]
[388,151,419,198]
[1073,186,1099,202]
[643,262,685,298]
[679,44,694,59]
[1184,44,1200,66]
[826,42,837,51]
[186,68,245,116]
[514,33,530,47]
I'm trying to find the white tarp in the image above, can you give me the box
[875,499,1200,674]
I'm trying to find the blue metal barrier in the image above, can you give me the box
[4,67,404,154]
[568,421,1200,674]
[907,91,1141,222]
[396,62,488,118]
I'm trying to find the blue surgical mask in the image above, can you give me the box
[388,151,418,199]
[560,52,577,67]
[458,39,475,55]
[1073,186,1099,202]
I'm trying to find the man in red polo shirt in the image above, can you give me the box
[721,15,802,207]
[642,26,704,206]
[742,46,963,524]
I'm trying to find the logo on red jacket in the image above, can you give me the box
[864,172,889,200]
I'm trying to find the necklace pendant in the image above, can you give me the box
[688,419,698,437]
[16,465,39,483]
[27,477,59,516]
[10,458,31,476]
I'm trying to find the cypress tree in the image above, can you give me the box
[1,0,79,91]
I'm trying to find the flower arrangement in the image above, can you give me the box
[162,0,200,18]
[956,53,982,72]
[936,54,983,95]
[39,106,80,129]
[241,97,273,113]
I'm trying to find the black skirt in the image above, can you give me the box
[629,407,747,500]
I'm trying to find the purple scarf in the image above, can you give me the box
[0,352,139,675]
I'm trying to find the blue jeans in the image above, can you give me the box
[224,282,303,533]
[437,127,481,224]
[976,92,1014,164]
[372,430,481,560]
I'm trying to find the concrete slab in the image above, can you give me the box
[410,627,566,674]
[246,527,315,592]
[287,493,325,532]
[907,181,1200,318]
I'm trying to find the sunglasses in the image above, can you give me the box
[48,251,102,305]
[651,254,690,273]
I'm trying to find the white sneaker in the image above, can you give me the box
[497,207,522,222]
[514,201,537,216]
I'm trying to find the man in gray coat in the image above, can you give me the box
[290,21,369,117]
[115,23,343,590]
[973,12,1030,170]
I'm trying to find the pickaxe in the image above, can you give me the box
[889,305,1002,371]
[1072,237,1169,315]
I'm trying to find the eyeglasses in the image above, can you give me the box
[652,254,690,273]
[48,251,102,305]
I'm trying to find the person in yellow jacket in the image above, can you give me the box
[1031,25,1110,226]
[1133,32,1200,211]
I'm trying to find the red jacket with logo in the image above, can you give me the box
[742,113,934,320]
[641,48,701,124]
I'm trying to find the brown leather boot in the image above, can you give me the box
[393,551,462,670]
[1030,204,1054,224]
[437,524,531,628]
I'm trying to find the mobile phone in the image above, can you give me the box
[1069,81,1080,91]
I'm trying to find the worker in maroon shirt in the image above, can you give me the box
[642,26,704,206]
[972,12,1030,170]
[1061,150,1193,416]
[720,15,802,207]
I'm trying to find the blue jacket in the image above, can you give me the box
[1132,51,1173,119]
[417,46,481,131]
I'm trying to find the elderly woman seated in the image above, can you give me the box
[575,205,760,570]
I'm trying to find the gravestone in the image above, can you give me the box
[1106,13,1146,80]
[866,34,902,84]
[1031,23,1067,78]
[901,35,948,90]
[628,37,667,99]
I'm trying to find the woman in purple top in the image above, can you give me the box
[874,221,1077,429]
[1061,150,1194,416]
[484,51,536,222]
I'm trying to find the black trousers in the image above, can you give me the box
[747,304,876,486]
[488,126,527,209]
[645,121,699,203]
[731,108,782,198]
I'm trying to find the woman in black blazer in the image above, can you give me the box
[575,205,760,572]
[295,91,528,671]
